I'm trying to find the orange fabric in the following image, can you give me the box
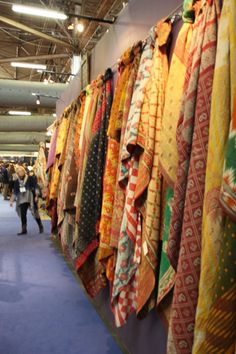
[135,21,171,314]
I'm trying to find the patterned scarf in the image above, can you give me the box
[135,20,170,315]
[57,101,80,227]
[167,1,220,353]
[98,43,142,282]
[64,92,86,211]
[34,142,47,198]
[159,22,193,188]
[193,0,236,351]
[119,27,156,184]
[157,12,194,307]
[49,112,70,203]
[75,70,113,296]
[57,108,71,169]
[74,78,102,224]
[110,29,155,327]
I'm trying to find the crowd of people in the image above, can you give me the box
[0,161,44,235]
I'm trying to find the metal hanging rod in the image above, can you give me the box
[67,13,115,24]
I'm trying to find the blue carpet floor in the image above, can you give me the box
[0,196,123,354]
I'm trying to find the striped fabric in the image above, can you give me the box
[193,0,236,350]
[167,1,220,353]
[98,48,134,280]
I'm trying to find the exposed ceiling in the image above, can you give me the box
[0,0,126,84]
[0,0,126,155]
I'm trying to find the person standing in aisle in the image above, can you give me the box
[2,163,10,200]
[10,166,44,235]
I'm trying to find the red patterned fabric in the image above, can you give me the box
[167,1,220,353]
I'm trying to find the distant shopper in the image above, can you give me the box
[2,163,10,200]
[10,166,44,235]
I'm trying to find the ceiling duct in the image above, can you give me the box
[0,144,39,152]
[0,132,50,145]
[0,80,66,108]
[0,115,54,132]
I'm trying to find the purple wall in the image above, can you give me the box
[90,0,181,80]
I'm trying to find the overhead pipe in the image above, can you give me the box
[0,115,54,132]
[0,80,66,108]
[0,144,39,152]
[0,132,50,144]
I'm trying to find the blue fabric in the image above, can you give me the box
[0,197,122,354]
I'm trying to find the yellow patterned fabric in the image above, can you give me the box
[135,21,171,314]
[159,23,193,187]
[98,48,134,281]
[193,0,236,351]
[49,113,70,201]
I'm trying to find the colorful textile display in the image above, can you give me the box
[46,1,236,348]
[193,0,236,352]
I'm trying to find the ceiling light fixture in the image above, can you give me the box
[77,23,84,33]
[8,111,32,116]
[11,62,47,70]
[12,4,68,20]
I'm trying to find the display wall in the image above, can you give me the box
[90,0,181,80]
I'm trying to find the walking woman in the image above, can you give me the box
[10,166,44,235]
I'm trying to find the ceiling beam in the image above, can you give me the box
[0,53,70,64]
[0,15,71,47]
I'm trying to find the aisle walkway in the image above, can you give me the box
[0,196,122,354]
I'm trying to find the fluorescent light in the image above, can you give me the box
[8,111,32,116]
[11,62,47,70]
[12,4,68,20]
[77,23,84,33]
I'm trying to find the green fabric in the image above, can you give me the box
[157,187,175,304]
[182,0,195,23]
[201,218,236,353]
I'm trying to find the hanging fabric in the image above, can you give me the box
[75,69,113,297]
[167,0,221,352]
[193,0,236,351]
[134,20,171,316]
[98,42,142,282]
[74,77,103,225]
[110,28,156,327]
